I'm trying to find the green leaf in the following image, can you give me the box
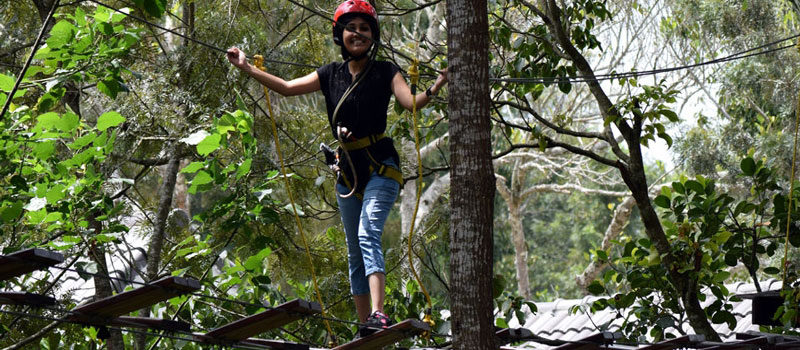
[46,21,77,49]
[0,73,15,92]
[36,112,60,130]
[191,171,213,186]
[132,0,167,18]
[180,161,204,174]
[495,318,509,329]
[96,111,125,131]
[740,157,756,176]
[33,141,56,160]
[587,281,605,295]
[654,195,671,209]
[712,271,730,283]
[45,184,66,204]
[196,133,222,156]
[57,112,80,132]
[763,267,781,275]
[660,109,679,122]
[236,159,252,180]
[0,201,24,223]
[97,79,120,99]
[685,180,704,194]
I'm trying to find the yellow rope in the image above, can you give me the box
[253,55,337,347]
[406,59,435,337]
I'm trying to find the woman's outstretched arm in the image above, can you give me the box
[227,47,321,97]
[391,68,448,110]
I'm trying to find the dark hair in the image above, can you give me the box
[337,13,379,60]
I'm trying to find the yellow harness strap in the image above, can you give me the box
[342,133,386,151]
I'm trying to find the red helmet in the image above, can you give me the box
[332,0,379,46]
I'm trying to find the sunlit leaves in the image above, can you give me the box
[46,20,77,49]
[96,111,125,131]
[196,133,222,156]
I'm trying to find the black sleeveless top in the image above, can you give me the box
[316,60,402,193]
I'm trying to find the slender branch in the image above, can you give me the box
[0,0,60,122]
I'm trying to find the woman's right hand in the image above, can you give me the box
[226,47,249,70]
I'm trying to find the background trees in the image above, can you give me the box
[1,0,799,348]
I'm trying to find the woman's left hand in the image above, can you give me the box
[432,68,448,94]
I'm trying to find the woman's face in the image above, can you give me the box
[342,16,373,57]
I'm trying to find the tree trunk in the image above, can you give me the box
[135,148,181,350]
[577,195,635,290]
[618,146,721,341]
[496,170,530,300]
[447,1,495,349]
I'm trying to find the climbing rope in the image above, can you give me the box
[406,57,435,338]
[253,55,337,347]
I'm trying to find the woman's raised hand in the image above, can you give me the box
[226,47,248,70]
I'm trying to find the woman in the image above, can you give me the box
[227,0,447,337]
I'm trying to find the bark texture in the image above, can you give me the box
[446,1,496,349]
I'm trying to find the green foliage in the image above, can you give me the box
[610,79,680,148]
[589,157,800,341]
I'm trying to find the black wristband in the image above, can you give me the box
[425,87,434,97]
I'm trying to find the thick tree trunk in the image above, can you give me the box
[447,1,495,349]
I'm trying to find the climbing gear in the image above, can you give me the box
[253,55,337,347]
[335,134,403,199]
[329,47,379,199]
[406,58,436,339]
[332,0,379,46]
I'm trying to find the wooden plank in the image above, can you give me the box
[70,276,200,319]
[111,316,191,332]
[0,248,64,281]
[0,292,56,306]
[333,319,430,350]
[701,336,782,350]
[636,335,705,350]
[241,338,310,350]
[551,332,617,350]
[495,327,533,345]
[204,299,321,341]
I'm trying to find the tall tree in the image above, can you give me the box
[446,1,495,349]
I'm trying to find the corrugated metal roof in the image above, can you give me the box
[504,280,787,349]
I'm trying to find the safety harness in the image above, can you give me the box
[324,132,403,199]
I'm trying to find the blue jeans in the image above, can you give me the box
[336,161,400,295]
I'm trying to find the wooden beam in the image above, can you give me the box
[332,319,430,350]
[111,316,191,332]
[635,335,705,350]
[495,327,533,345]
[70,276,200,320]
[0,248,64,281]
[0,292,56,306]
[550,332,617,350]
[240,338,310,350]
[203,299,321,341]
